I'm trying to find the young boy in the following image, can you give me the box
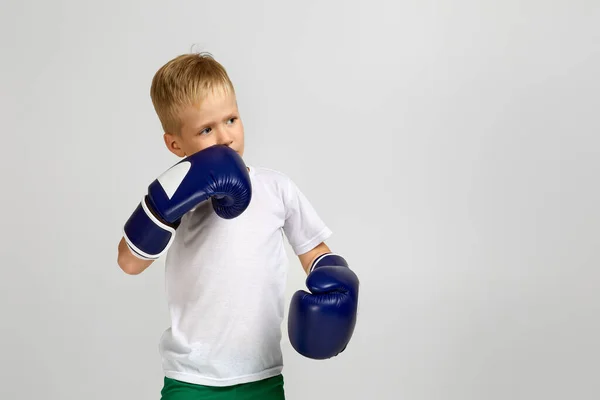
[117,52,359,400]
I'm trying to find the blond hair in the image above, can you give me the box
[150,52,235,134]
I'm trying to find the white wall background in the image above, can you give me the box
[1,1,599,399]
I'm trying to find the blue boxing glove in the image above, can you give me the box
[288,253,359,359]
[123,145,251,260]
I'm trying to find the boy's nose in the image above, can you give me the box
[216,129,234,147]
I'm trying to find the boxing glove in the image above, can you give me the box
[288,253,359,359]
[123,145,251,260]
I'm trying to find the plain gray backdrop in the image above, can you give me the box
[1,1,599,399]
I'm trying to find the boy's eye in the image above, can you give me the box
[227,117,237,125]
[200,127,211,135]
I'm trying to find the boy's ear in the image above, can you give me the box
[163,132,186,158]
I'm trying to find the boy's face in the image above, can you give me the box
[164,90,245,158]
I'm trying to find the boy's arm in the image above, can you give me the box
[298,242,331,274]
[116,145,251,276]
[283,175,359,359]
[117,236,154,275]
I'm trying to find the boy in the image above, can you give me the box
[117,52,359,400]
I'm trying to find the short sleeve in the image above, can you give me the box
[282,176,333,255]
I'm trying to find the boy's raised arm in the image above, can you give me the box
[117,236,155,275]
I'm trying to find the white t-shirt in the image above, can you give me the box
[158,166,332,387]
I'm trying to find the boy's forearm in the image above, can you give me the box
[298,242,331,274]
[117,236,154,275]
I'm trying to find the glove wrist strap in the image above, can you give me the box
[310,252,349,273]
[123,196,177,260]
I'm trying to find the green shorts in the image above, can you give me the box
[160,374,285,400]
